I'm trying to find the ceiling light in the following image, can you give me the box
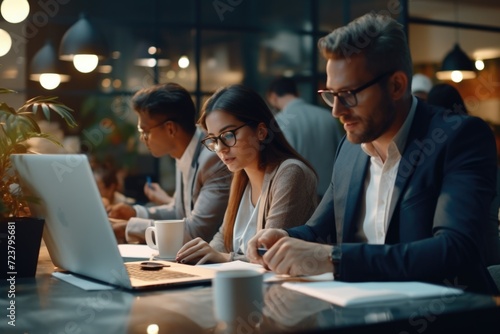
[178,55,189,69]
[134,40,170,67]
[436,44,476,83]
[435,1,475,83]
[59,13,108,73]
[0,29,12,56]
[475,60,485,71]
[0,0,30,24]
[30,40,70,90]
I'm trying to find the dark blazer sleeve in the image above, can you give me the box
[286,181,336,243]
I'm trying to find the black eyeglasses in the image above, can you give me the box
[318,71,393,108]
[201,123,250,152]
[137,119,171,140]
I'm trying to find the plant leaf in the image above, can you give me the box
[0,88,16,95]
[41,103,51,121]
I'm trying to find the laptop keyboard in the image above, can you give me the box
[125,263,198,281]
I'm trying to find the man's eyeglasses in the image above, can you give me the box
[201,123,250,152]
[137,119,171,140]
[318,71,393,108]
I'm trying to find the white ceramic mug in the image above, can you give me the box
[213,269,264,327]
[145,219,184,259]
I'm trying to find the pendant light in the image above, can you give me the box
[59,13,108,73]
[134,39,170,68]
[435,0,475,83]
[0,0,30,24]
[30,40,70,90]
[0,29,12,57]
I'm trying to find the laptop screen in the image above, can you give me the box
[12,154,133,288]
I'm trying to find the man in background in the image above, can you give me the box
[267,77,344,198]
[411,73,433,101]
[108,83,231,244]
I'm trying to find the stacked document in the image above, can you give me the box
[282,281,463,307]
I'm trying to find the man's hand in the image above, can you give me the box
[144,182,173,205]
[109,218,128,244]
[108,203,136,220]
[262,238,333,277]
[247,229,288,266]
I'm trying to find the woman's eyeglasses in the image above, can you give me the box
[201,123,250,152]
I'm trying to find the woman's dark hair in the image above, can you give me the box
[198,84,315,250]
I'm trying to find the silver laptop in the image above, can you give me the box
[11,154,215,290]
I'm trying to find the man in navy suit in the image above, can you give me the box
[248,13,498,294]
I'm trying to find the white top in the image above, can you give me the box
[134,130,199,219]
[232,185,260,255]
[176,130,199,216]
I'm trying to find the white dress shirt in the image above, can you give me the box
[134,131,198,219]
[358,96,418,244]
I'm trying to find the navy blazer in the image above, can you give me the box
[287,101,499,294]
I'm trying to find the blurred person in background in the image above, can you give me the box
[267,76,343,199]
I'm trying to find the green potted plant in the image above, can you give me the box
[0,88,76,278]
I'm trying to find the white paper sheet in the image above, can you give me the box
[118,244,157,260]
[282,281,463,307]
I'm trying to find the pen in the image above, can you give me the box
[146,176,153,189]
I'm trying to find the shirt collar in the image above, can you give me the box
[177,127,200,170]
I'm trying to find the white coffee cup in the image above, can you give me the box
[145,219,184,259]
[213,269,264,326]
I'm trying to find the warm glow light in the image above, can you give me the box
[178,55,189,68]
[475,60,485,71]
[39,73,61,90]
[73,54,99,73]
[146,324,159,334]
[1,0,30,23]
[97,65,112,73]
[166,70,176,79]
[451,70,463,83]
[101,78,111,88]
[0,29,12,56]
[436,70,475,82]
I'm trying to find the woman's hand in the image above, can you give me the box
[176,237,230,264]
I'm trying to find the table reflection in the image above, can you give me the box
[1,244,499,334]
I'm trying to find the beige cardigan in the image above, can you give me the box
[209,158,318,261]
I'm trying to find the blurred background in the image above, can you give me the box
[1,0,499,201]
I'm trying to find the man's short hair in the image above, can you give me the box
[132,83,196,134]
[318,12,413,81]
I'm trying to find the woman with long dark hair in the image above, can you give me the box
[175,84,318,263]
